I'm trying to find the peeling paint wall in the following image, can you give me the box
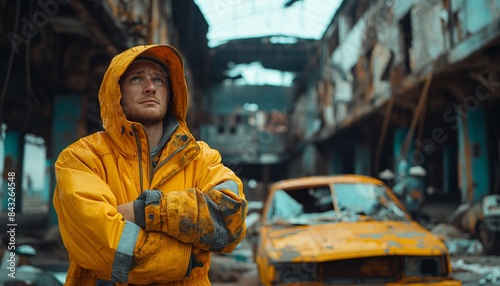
[411,0,449,71]
[313,0,500,130]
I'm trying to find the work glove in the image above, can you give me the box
[133,190,163,228]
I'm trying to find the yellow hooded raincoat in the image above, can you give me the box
[53,45,247,285]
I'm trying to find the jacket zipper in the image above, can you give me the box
[151,139,191,188]
[132,122,195,190]
[131,125,151,192]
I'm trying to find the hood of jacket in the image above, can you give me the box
[98,44,188,154]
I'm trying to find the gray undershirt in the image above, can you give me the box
[150,113,179,167]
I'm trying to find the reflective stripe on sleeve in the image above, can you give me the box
[212,180,240,196]
[111,221,140,283]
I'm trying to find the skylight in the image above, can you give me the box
[195,0,343,47]
[226,62,295,86]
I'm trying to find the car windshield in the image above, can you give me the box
[266,182,409,225]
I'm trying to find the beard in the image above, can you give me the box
[123,107,167,126]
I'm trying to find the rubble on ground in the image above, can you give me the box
[431,223,485,255]
[209,253,256,282]
[452,259,500,285]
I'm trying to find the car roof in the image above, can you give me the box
[269,174,384,192]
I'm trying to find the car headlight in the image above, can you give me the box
[404,256,447,277]
[273,262,318,283]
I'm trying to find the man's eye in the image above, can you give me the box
[131,76,141,82]
[153,78,165,85]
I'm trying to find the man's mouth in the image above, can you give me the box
[141,100,159,105]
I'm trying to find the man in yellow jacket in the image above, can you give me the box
[53,44,247,285]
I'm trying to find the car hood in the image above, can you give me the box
[264,221,448,262]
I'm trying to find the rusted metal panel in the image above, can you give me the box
[335,101,350,123]
[379,19,404,68]
[290,95,308,140]
[457,105,491,204]
[353,54,373,103]
[149,0,170,44]
[281,86,316,143]
[102,0,171,45]
[371,43,392,96]
[411,1,448,71]
[317,79,335,127]
[331,70,352,102]
[305,87,321,140]
[331,18,365,75]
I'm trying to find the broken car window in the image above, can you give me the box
[267,182,409,225]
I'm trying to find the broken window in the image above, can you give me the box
[399,11,413,75]
[216,114,225,134]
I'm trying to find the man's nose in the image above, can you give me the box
[143,78,156,95]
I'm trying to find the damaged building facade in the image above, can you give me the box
[291,0,500,206]
[201,0,500,209]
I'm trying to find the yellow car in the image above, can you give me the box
[255,175,461,285]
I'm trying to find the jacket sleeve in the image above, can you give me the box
[134,141,248,253]
[53,146,192,284]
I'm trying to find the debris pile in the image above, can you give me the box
[452,259,500,285]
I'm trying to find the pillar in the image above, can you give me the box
[354,143,371,175]
[457,105,490,204]
[49,94,85,225]
[443,145,457,195]
[330,146,343,174]
[393,127,410,182]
